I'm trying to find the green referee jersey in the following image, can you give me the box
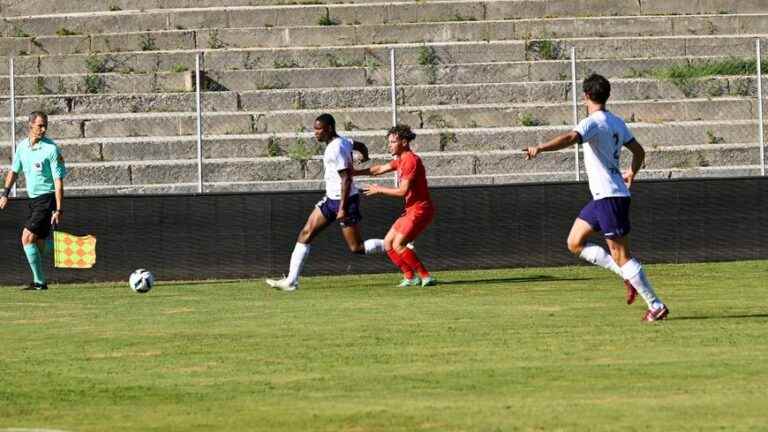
[12,137,67,198]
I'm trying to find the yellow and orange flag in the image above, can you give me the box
[53,231,97,269]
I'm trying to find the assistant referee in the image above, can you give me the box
[0,112,67,290]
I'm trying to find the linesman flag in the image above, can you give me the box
[53,231,97,269]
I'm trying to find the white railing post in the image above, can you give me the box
[757,39,765,176]
[570,47,580,181]
[9,57,17,197]
[390,48,399,187]
[390,48,397,127]
[195,52,204,193]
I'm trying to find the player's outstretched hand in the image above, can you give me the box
[362,184,380,196]
[623,170,635,188]
[523,146,540,160]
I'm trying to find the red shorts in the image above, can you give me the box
[392,204,434,240]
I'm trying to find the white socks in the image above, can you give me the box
[287,242,311,285]
[579,243,622,277]
[286,239,382,284]
[621,259,663,309]
[364,238,385,255]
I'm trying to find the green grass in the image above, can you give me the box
[1,260,767,431]
[645,57,768,81]
[628,57,768,95]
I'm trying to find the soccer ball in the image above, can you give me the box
[129,269,155,293]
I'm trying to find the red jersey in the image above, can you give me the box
[392,151,432,209]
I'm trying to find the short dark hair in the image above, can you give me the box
[29,111,48,124]
[315,113,336,130]
[387,124,416,142]
[583,74,611,104]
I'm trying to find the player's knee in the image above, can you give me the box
[297,228,313,242]
[21,231,35,246]
[392,240,409,253]
[566,239,583,255]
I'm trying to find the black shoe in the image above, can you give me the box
[21,282,48,291]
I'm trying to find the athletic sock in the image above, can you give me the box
[579,243,622,277]
[40,238,53,256]
[386,249,414,279]
[286,242,310,285]
[399,248,429,278]
[620,258,663,309]
[363,238,385,255]
[23,244,46,285]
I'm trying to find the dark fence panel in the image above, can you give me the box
[0,177,765,285]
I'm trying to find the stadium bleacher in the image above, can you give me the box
[1,0,766,194]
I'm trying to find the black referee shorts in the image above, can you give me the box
[25,192,56,239]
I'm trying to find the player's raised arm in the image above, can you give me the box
[622,138,645,188]
[524,130,581,160]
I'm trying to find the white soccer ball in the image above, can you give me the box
[129,269,155,293]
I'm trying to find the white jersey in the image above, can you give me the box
[574,110,634,200]
[323,136,358,200]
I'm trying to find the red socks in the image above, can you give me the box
[386,249,414,279]
[398,248,430,278]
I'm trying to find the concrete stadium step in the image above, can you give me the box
[471,144,764,177]
[249,98,757,132]
[0,67,369,95]
[0,74,759,116]
[1,41,749,78]
[0,0,400,18]
[0,98,755,140]
[2,0,766,35]
[0,43,526,75]
[7,161,762,196]
[1,120,760,165]
[0,71,191,95]
[0,63,647,97]
[0,112,255,139]
[192,16,768,50]
[0,91,241,116]
[5,0,767,18]
[3,143,760,193]
[2,19,766,58]
[1,54,762,95]
[236,76,760,111]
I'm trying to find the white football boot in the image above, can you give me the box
[265,277,299,292]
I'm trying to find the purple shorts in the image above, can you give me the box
[578,196,631,239]
[316,194,362,227]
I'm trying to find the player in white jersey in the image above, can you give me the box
[524,74,669,322]
[265,114,384,291]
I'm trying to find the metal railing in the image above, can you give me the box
[4,41,767,196]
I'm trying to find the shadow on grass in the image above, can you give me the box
[437,275,592,286]
[671,313,768,321]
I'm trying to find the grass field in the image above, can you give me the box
[1,260,767,431]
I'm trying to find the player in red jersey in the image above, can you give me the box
[356,124,437,287]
